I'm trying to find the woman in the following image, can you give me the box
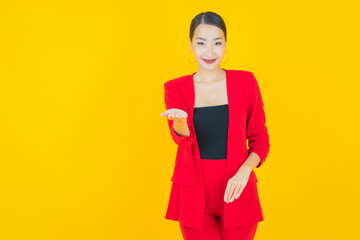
[160,11,270,240]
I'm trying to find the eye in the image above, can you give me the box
[215,42,222,45]
[197,42,204,45]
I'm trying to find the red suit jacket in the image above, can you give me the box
[163,68,270,230]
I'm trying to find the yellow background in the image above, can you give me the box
[1,0,359,239]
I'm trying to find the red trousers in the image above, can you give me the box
[179,159,258,240]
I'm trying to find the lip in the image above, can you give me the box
[202,58,217,64]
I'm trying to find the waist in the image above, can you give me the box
[201,158,227,161]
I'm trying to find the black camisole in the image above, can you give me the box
[193,104,229,159]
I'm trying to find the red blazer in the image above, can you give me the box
[163,68,270,230]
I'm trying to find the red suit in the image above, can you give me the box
[163,68,270,231]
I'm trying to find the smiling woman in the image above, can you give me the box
[160,11,270,240]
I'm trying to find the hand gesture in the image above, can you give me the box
[224,166,252,203]
[160,108,188,121]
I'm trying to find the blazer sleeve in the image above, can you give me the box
[246,73,270,168]
[164,82,196,147]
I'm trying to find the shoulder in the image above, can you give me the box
[228,69,257,87]
[163,73,191,94]
[164,74,190,86]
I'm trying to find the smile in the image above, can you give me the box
[202,58,217,64]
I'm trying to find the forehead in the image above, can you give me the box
[194,24,224,40]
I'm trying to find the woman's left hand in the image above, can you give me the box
[224,166,252,203]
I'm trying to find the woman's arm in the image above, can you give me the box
[246,73,270,168]
[172,117,191,137]
[163,82,195,147]
[240,152,261,172]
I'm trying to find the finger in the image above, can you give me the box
[228,185,236,203]
[224,181,234,203]
[226,182,236,203]
[230,185,240,202]
[160,111,169,117]
[231,185,244,202]
[224,182,230,202]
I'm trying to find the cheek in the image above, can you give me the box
[193,47,205,55]
[216,49,225,56]
[193,50,203,58]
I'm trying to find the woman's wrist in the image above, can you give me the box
[173,118,190,136]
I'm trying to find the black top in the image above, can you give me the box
[193,104,229,159]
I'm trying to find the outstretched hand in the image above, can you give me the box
[160,108,188,121]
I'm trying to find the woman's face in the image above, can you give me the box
[189,24,227,70]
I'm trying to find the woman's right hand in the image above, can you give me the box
[160,108,188,121]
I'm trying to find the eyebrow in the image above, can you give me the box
[196,37,223,41]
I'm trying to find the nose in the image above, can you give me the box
[206,45,214,57]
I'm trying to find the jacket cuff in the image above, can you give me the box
[248,148,265,168]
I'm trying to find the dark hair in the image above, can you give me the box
[189,11,227,42]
